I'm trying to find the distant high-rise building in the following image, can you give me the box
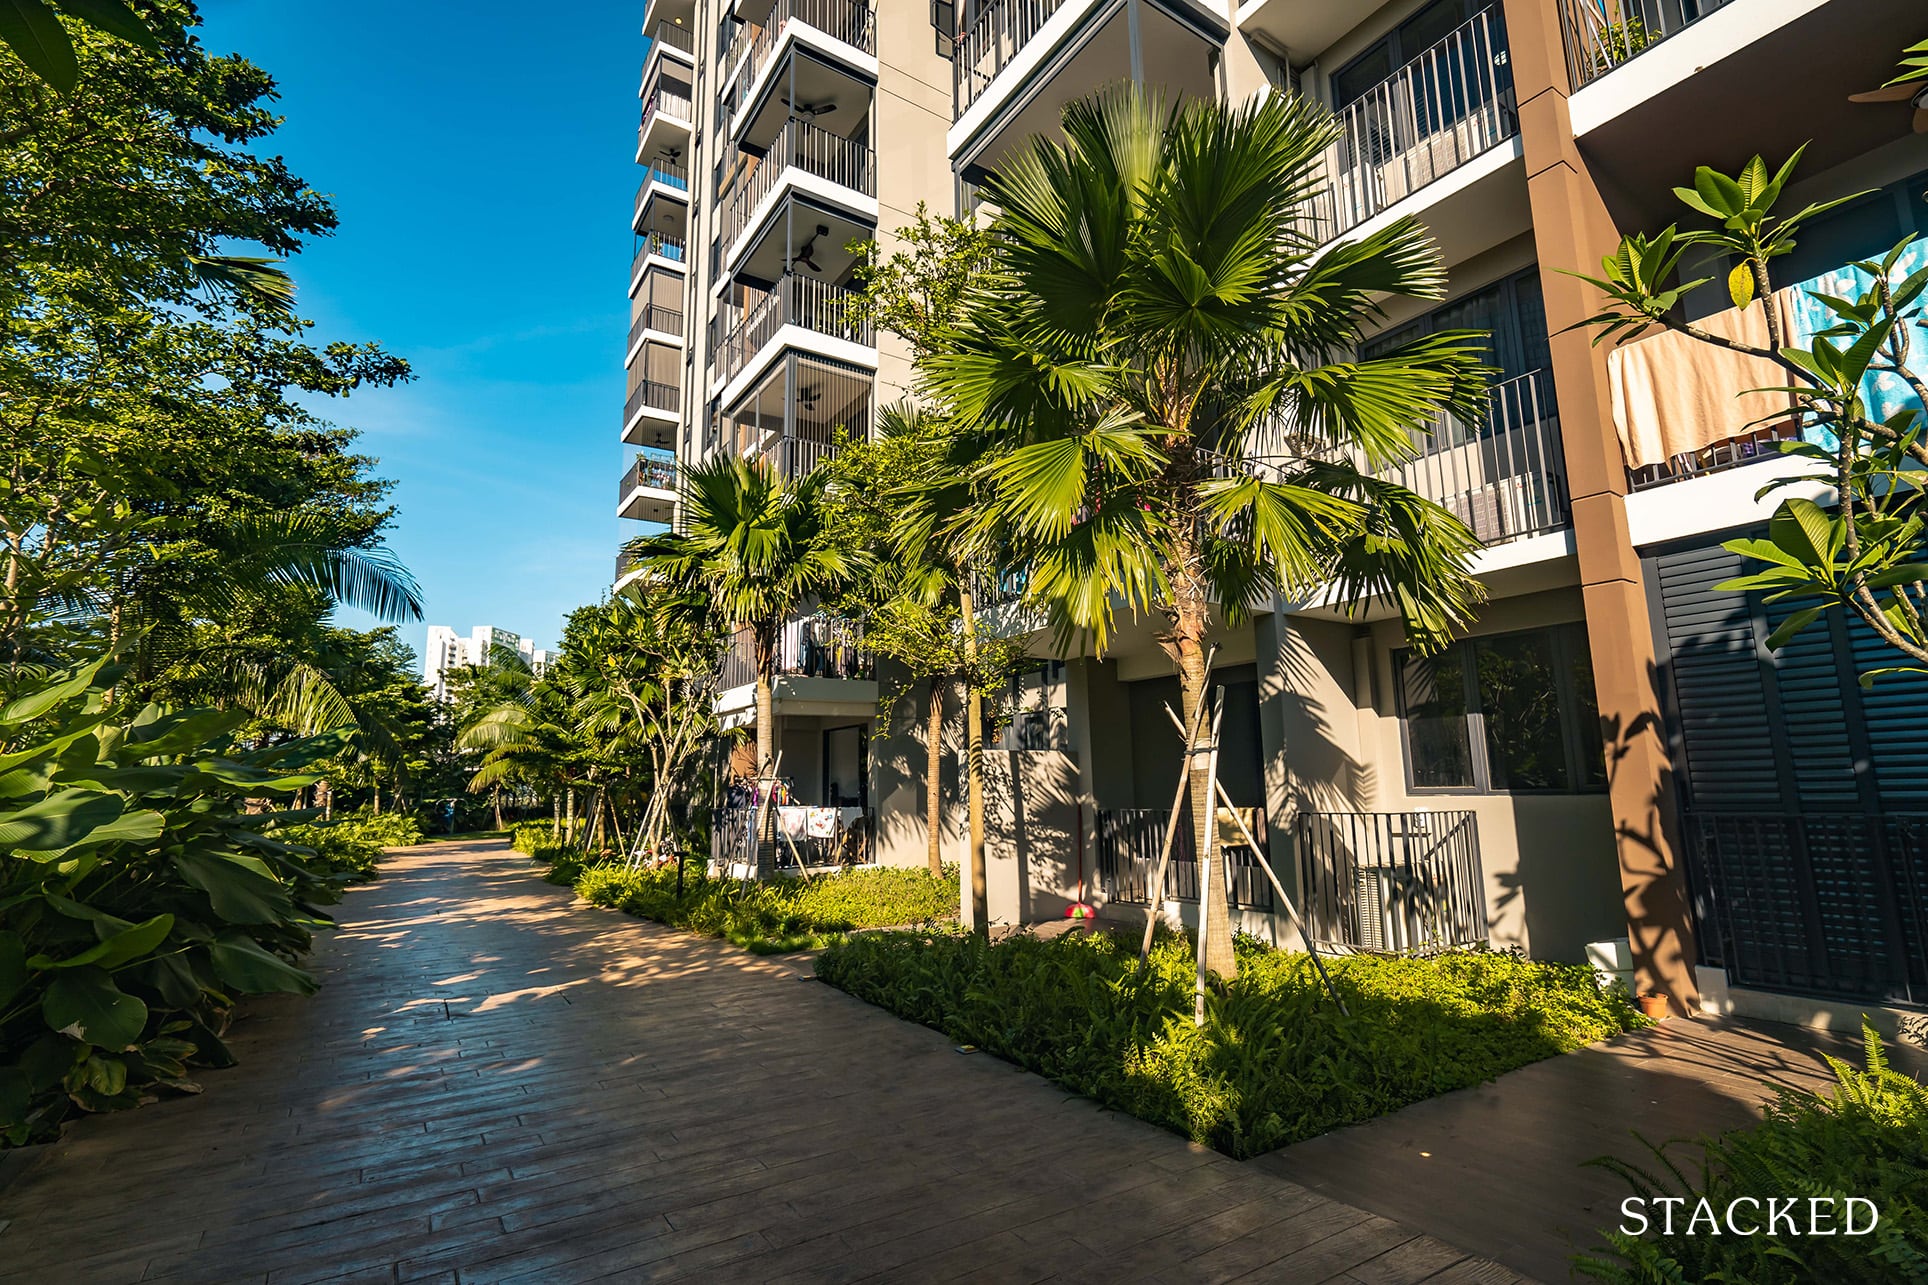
[423,624,549,702]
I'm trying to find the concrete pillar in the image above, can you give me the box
[1504,0,1699,1013]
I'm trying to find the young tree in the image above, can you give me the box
[1571,145,1927,682]
[928,88,1491,978]
[627,457,855,873]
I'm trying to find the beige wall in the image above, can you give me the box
[874,2,957,405]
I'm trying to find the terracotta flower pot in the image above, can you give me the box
[1637,992,1672,1021]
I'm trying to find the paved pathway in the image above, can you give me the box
[0,841,1520,1284]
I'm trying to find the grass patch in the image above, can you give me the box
[815,928,1644,1159]
[1575,1023,1928,1283]
[572,862,959,952]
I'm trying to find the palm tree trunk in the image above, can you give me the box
[1175,623,1237,982]
[564,788,576,846]
[959,581,989,939]
[552,793,561,839]
[925,676,946,875]
[492,785,503,831]
[754,626,778,880]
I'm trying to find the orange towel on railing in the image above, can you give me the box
[1607,294,1797,471]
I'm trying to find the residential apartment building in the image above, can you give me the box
[624,0,1928,1032]
[424,625,551,703]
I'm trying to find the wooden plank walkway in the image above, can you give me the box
[1259,1007,1928,1282]
[0,840,1519,1284]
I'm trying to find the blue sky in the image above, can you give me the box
[201,1,649,660]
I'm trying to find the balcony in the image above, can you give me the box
[645,18,695,60]
[1312,6,1517,241]
[1379,369,1569,550]
[714,274,873,392]
[627,304,686,364]
[634,158,690,215]
[1296,810,1487,954]
[721,0,877,141]
[954,0,1068,121]
[721,121,876,265]
[720,616,874,689]
[637,85,693,160]
[617,449,679,524]
[623,378,680,447]
[1557,0,1738,91]
[1095,807,1277,911]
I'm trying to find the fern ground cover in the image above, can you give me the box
[815,929,1643,1159]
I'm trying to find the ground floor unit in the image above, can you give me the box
[718,475,1928,1038]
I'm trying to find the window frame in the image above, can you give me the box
[1395,621,1606,796]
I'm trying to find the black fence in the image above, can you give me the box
[1296,810,1485,954]
[1683,811,1928,1010]
[710,805,873,873]
[1094,807,1275,912]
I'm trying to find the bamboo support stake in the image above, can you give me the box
[1137,644,1219,971]
[1210,775,1350,1018]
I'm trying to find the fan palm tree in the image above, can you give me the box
[627,455,855,873]
[928,87,1492,980]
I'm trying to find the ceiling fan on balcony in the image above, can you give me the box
[1849,38,1928,133]
[784,96,837,120]
[789,225,830,274]
[796,384,821,410]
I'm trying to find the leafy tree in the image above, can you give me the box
[628,457,856,874]
[1571,145,1927,683]
[928,88,1490,978]
[0,0,156,94]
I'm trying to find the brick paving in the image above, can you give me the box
[0,840,1523,1284]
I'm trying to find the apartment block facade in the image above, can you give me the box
[622,0,1928,1030]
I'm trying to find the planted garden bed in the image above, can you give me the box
[816,928,1644,1158]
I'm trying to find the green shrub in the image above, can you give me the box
[329,810,423,848]
[573,862,958,952]
[1,662,352,1147]
[510,821,552,854]
[274,822,381,881]
[815,929,1642,1159]
[1575,1024,1928,1283]
[530,841,589,885]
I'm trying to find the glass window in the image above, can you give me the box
[1475,632,1569,790]
[1401,647,1475,788]
[1398,622,1605,793]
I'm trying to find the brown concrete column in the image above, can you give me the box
[1502,0,1699,1013]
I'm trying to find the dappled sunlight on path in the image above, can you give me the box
[0,841,1520,1284]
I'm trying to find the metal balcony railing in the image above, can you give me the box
[1310,6,1515,239]
[1378,369,1569,548]
[1094,806,1276,911]
[646,18,694,57]
[720,616,873,689]
[1558,0,1737,90]
[616,548,641,582]
[639,86,693,143]
[1297,810,1486,954]
[721,119,876,249]
[628,304,685,354]
[715,274,872,385]
[634,230,687,268]
[619,450,679,501]
[720,0,877,132]
[637,156,690,200]
[624,378,680,423]
[953,0,1068,121]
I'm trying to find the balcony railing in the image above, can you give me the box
[637,157,690,202]
[721,0,877,133]
[735,430,837,480]
[721,119,876,249]
[619,450,679,502]
[1558,0,1737,91]
[624,378,680,423]
[711,805,874,873]
[1094,807,1276,912]
[1379,369,1569,547]
[645,18,694,57]
[639,86,693,142]
[1296,810,1486,954]
[616,548,640,582]
[1313,6,1516,238]
[628,304,685,354]
[954,0,1068,121]
[715,275,872,385]
[720,616,873,689]
[1684,811,1928,1010]
[634,230,687,269]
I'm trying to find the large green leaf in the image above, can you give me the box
[26,914,172,972]
[0,789,123,854]
[171,848,292,924]
[208,935,316,996]
[53,0,155,49]
[0,657,103,726]
[42,967,147,1050]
